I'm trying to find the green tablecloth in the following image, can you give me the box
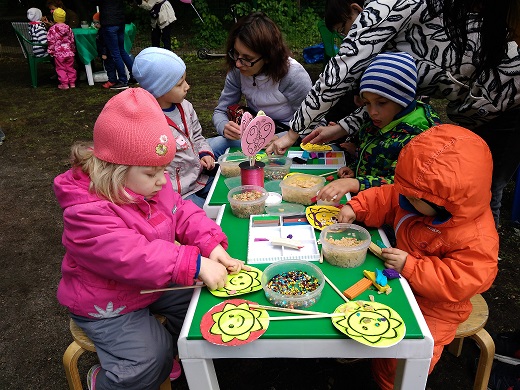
[72,23,136,65]
[188,163,424,341]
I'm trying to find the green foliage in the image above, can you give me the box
[189,0,228,49]
[170,36,181,51]
[231,0,321,50]
[189,0,321,52]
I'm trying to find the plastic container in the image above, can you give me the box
[261,260,325,309]
[320,223,371,268]
[264,180,282,194]
[265,203,305,216]
[227,185,268,219]
[280,173,326,205]
[261,156,292,180]
[218,152,249,178]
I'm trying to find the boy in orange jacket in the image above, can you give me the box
[338,124,499,390]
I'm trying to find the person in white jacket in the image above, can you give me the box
[138,0,176,51]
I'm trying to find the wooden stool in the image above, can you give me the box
[63,315,171,390]
[447,294,495,390]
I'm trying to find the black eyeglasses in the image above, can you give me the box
[228,49,263,67]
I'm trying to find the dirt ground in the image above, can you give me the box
[0,36,519,389]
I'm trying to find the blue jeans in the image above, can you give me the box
[102,25,133,84]
[103,55,117,83]
[207,136,242,160]
[184,175,215,208]
[472,108,520,227]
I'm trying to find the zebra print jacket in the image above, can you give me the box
[291,0,520,135]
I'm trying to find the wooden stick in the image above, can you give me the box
[318,170,338,177]
[324,275,349,302]
[269,313,346,321]
[249,304,329,316]
[140,284,204,294]
[369,241,385,261]
[319,248,323,264]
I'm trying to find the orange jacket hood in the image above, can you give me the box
[393,124,493,226]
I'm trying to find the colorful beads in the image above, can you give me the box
[266,270,319,296]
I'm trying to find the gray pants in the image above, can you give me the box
[71,289,192,390]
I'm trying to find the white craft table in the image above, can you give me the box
[178,201,433,389]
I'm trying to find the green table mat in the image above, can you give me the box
[187,205,423,340]
[72,23,136,65]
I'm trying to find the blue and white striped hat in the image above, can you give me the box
[359,52,417,107]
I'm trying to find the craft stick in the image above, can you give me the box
[324,275,349,302]
[269,313,346,321]
[249,304,329,316]
[369,241,385,261]
[270,237,304,249]
[319,249,323,264]
[318,170,338,177]
[140,284,204,294]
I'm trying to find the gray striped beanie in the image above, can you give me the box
[360,52,417,107]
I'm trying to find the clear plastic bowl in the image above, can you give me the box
[227,185,268,219]
[261,260,325,309]
[280,173,326,205]
[218,151,249,178]
[320,223,371,268]
[261,156,292,181]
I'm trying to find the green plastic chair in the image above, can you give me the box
[317,19,343,68]
[11,21,52,88]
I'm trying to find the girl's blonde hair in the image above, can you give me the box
[70,141,136,204]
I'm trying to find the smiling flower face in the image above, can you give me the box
[201,299,269,346]
[332,301,406,348]
[210,267,263,297]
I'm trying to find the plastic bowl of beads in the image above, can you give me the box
[261,260,325,309]
[320,223,371,268]
[228,185,268,219]
[280,173,326,205]
[218,151,249,178]
[261,156,293,180]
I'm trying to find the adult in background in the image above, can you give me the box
[42,0,80,28]
[208,12,312,160]
[136,0,177,51]
[267,0,520,227]
[90,0,135,90]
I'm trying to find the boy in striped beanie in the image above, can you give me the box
[316,51,441,203]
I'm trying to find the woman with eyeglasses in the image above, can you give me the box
[208,12,312,159]
[267,0,520,230]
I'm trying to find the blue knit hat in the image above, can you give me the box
[359,52,417,107]
[132,48,186,98]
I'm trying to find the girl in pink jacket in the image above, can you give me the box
[46,7,76,89]
[53,88,246,389]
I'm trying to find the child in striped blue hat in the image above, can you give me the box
[317,51,441,203]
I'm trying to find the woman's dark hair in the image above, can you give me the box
[46,0,64,7]
[426,0,519,78]
[324,0,365,31]
[225,12,291,82]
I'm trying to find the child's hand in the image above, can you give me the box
[223,121,241,141]
[337,204,356,223]
[338,166,355,178]
[197,257,228,290]
[317,179,359,202]
[381,248,408,273]
[200,155,215,170]
[209,244,250,274]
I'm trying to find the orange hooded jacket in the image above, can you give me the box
[349,124,498,327]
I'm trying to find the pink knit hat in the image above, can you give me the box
[93,88,175,166]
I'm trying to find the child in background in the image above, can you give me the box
[26,8,49,58]
[137,0,177,51]
[132,47,216,208]
[337,124,499,390]
[92,12,117,89]
[46,8,76,89]
[53,88,246,388]
[316,51,441,203]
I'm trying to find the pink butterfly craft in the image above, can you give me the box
[240,111,275,156]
